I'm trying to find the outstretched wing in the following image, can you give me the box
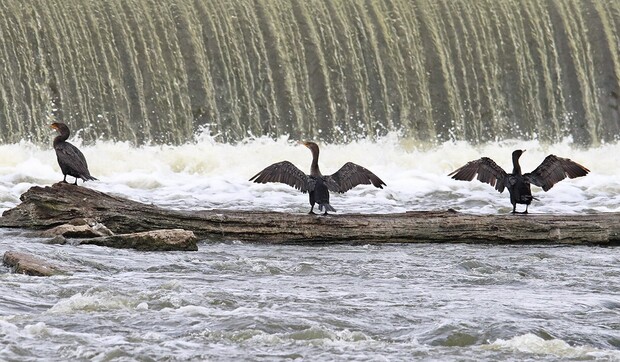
[448,157,508,193]
[249,161,310,193]
[324,162,386,193]
[524,155,590,191]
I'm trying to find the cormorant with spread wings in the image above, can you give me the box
[250,141,386,215]
[449,150,589,213]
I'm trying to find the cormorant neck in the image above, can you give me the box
[309,147,321,176]
[53,133,69,147]
[512,154,522,175]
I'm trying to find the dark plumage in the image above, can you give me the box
[250,141,386,215]
[51,122,97,185]
[449,149,589,214]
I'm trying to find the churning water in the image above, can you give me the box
[1,134,618,215]
[1,136,619,360]
[1,232,619,361]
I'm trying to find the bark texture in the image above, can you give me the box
[79,229,198,251]
[1,183,619,245]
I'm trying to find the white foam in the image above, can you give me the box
[24,322,52,337]
[47,292,132,314]
[1,135,617,214]
[0,318,19,335]
[175,305,213,316]
[486,333,620,359]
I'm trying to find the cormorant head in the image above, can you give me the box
[50,122,70,136]
[300,141,320,155]
[512,149,525,159]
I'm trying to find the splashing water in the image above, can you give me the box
[1,134,617,215]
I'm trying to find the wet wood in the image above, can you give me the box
[1,183,619,245]
[79,229,198,251]
[39,220,197,251]
[3,251,66,276]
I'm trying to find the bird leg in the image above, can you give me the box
[511,204,529,214]
[308,204,316,215]
[61,175,68,184]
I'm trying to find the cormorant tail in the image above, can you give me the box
[318,203,336,213]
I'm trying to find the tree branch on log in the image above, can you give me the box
[0,183,618,245]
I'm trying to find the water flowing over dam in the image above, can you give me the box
[1,0,619,145]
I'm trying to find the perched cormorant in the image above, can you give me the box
[250,141,386,215]
[449,150,589,214]
[51,122,97,185]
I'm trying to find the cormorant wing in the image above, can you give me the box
[249,161,310,193]
[324,162,386,193]
[55,143,91,178]
[448,157,508,193]
[524,155,590,191]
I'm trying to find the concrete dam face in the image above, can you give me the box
[1,0,619,146]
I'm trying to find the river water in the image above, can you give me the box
[1,136,619,360]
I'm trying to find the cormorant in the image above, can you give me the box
[250,141,386,215]
[51,122,97,185]
[449,149,589,214]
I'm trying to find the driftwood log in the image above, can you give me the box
[79,229,198,251]
[0,183,618,245]
[39,219,197,251]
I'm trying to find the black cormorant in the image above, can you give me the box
[51,122,97,185]
[449,149,589,213]
[250,141,386,215]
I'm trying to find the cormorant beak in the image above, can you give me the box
[50,123,58,130]
[299,141,310,148]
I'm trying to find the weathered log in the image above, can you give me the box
[3,251,66,276]
[0,183,619,245]
[78,229,198,251]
